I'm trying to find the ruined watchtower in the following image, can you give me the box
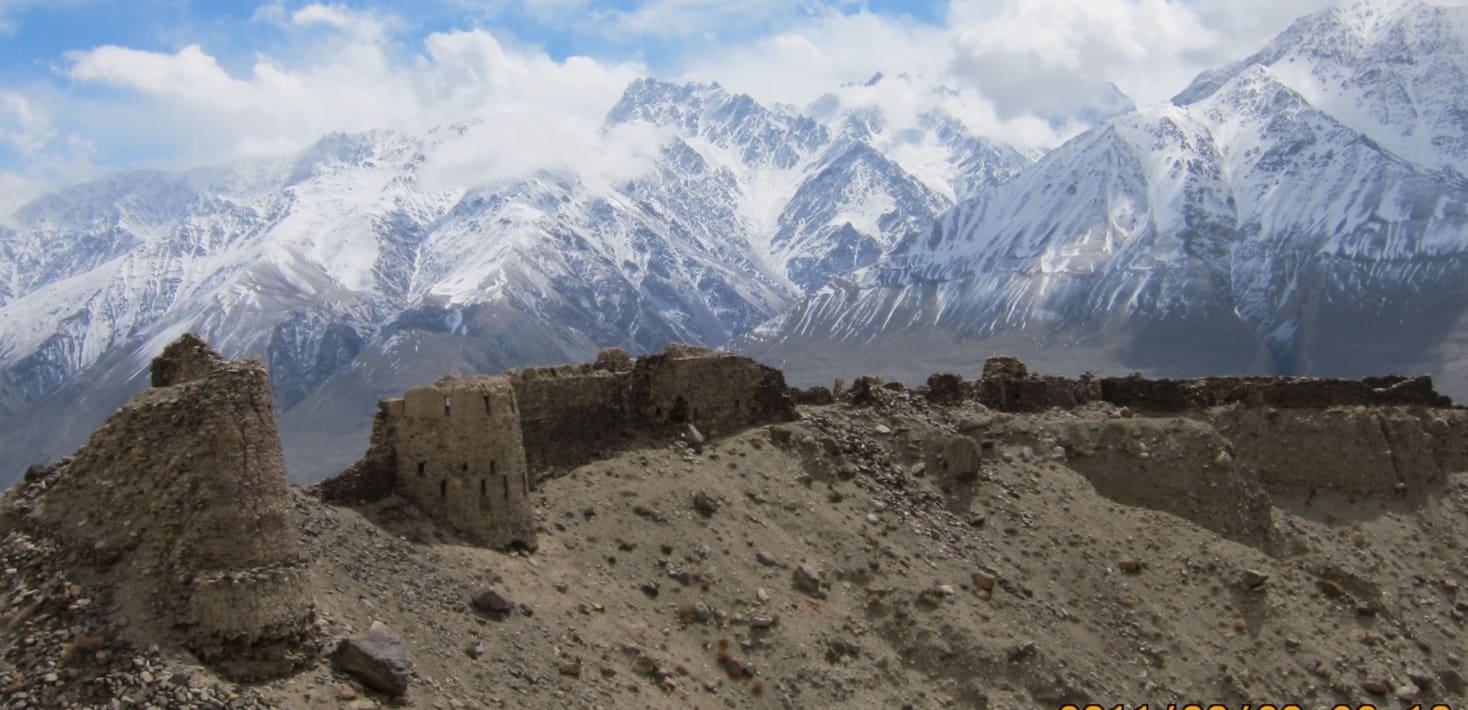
[348,375,536,549]
[3,333,317,680]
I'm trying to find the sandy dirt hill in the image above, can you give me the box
[2,381,1467,708]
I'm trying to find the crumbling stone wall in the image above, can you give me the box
[315,400,399,503]
[977,373,1103,411]
[322,376,537,549]
[324,344,796,533]
[628,346,794,436]
[1211,407,1468,496]
[1046,418,1275,545]
[2,335,315,680]
[1098,374,1452,411]
[945,357,1457,413]
[391,376,536,549]
[512,357,632,474]
[509,343,796,476]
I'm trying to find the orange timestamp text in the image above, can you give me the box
[1059,705,1454,710]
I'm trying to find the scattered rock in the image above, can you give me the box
[332,622,412,698]
[471,588,515,616]
[691,491,721,517]
[792,565,825,596]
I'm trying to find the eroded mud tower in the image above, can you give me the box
[325,375,538,550]
[388,376,537,549]
[2,334,316,680]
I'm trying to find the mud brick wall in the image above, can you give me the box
[10,338,316,680]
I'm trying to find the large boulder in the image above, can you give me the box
[332,622,412,697]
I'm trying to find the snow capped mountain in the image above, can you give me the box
[1176,0,1468,171]
[743,0,1468,393]
[0,77,1022,486]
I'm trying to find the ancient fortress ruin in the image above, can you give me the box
[0,334,316,680]
[321,343,797,548]
[9,329,1463,686]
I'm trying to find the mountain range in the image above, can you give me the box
[742,0,1468,397]
[3,0,1464,488]
[0,74,1027,485]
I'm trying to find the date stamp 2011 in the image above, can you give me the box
[1058,705,1454,710]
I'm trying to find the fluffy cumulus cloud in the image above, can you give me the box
[679,0,1341,150]
[54,4,650,189]
[677,10,1084,151]
[944,0,1337,111]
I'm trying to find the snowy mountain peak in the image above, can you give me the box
[0,76,1026,486]
[1172,0,1468,173]
[744,0,1468,401]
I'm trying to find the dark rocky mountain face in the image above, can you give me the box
[739,0,1468,397]
[0,78,1020,487]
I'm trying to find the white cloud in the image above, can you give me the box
[58,9,650,186]
[5,0,1355,197]
[0,0,41,34]
[675,0,1344,151]
[945,0,1336,109]
[679,11,1085,151]
[290,2,392,40]
[682,11,947,107]
[420,117,670,192]
[0,171,47,225]
[0,90,55,155]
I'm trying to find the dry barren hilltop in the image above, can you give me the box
[1,336,1466,709]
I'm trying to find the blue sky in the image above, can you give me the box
[0,0,1336,217]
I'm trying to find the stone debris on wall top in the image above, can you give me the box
[150,332,225,387]
[912,356,1457,413]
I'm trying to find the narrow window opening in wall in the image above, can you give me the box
[669,396,689,423]
[656,407,663,419]
[484,395,491,415]
[480,479,486,498]
[417,461,425,476]
[735,399,742,411]
[502,476,509,499]
[444,396,452,417]
[462,462,468,473]
[491,460,496,476]
[440,480,447,498]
